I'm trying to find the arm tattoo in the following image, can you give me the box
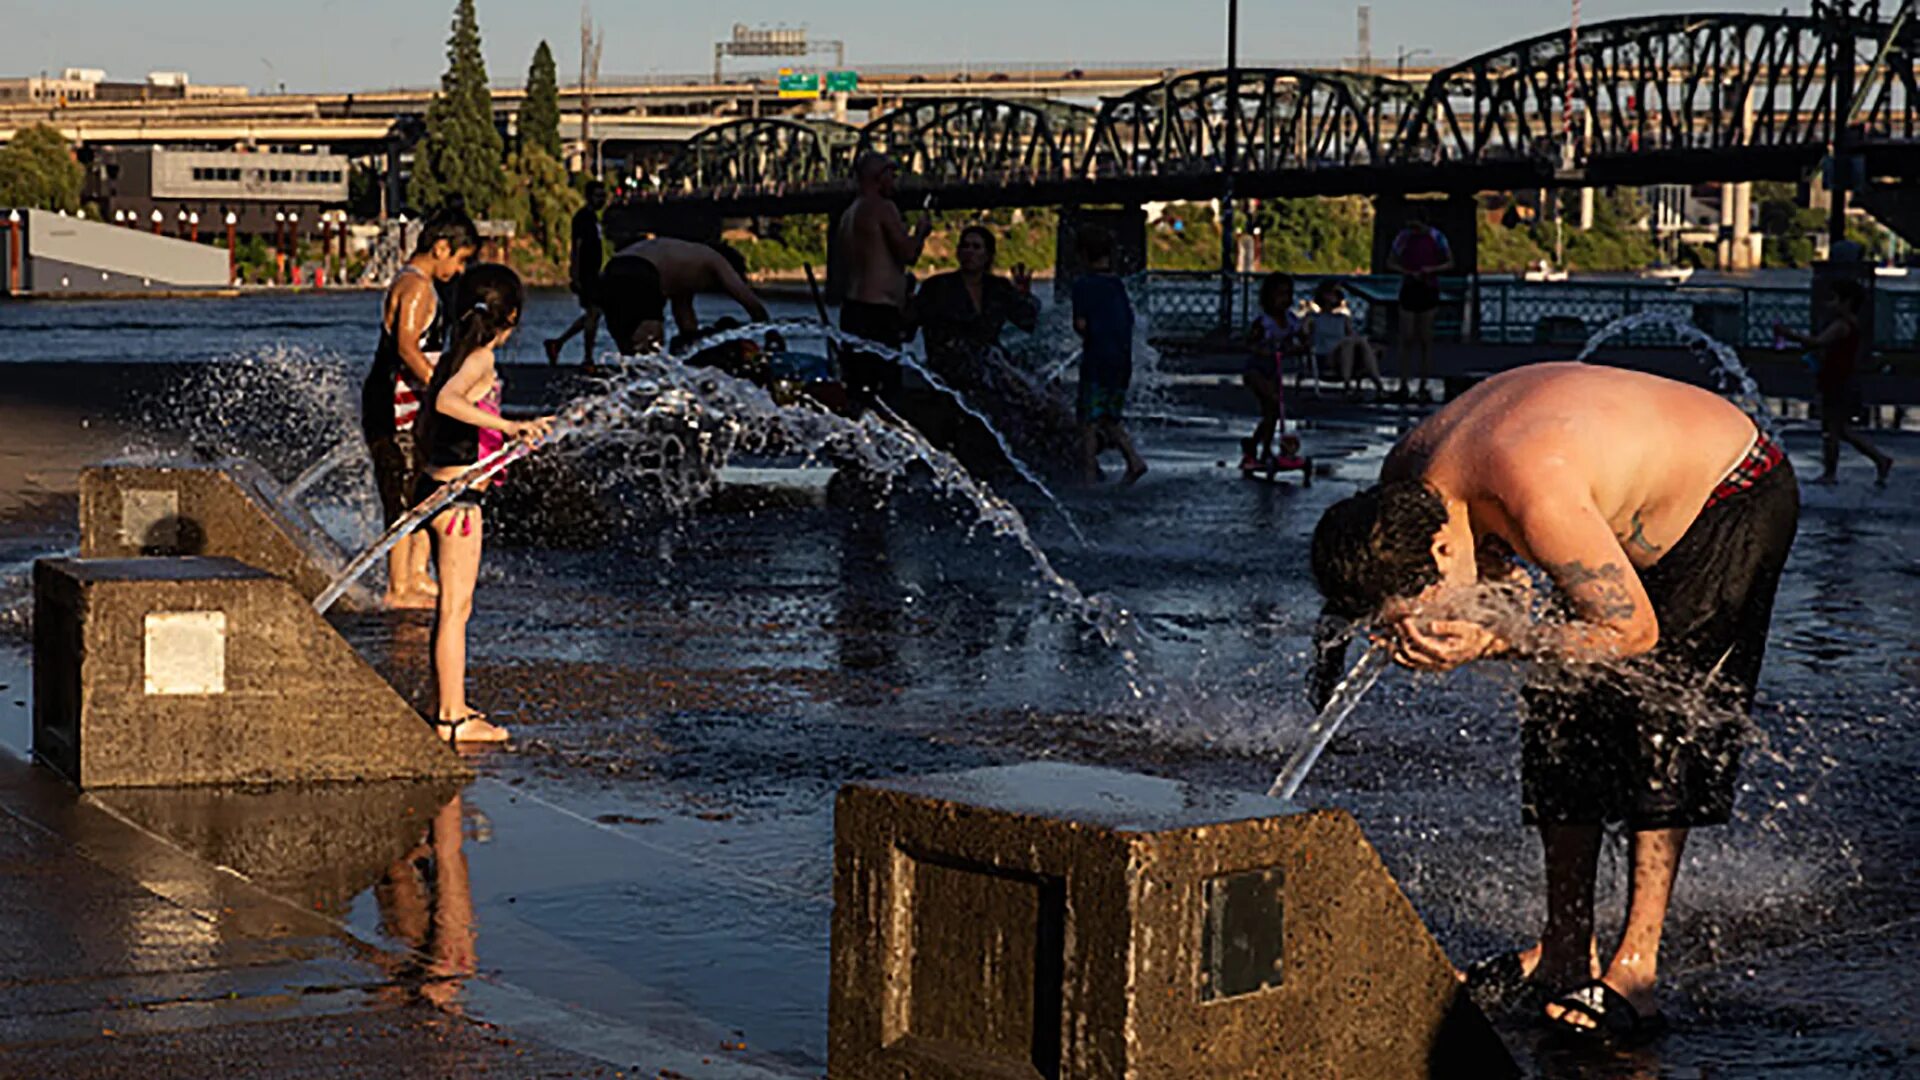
[1540,560,1639,622]
[1624,511,1664,556]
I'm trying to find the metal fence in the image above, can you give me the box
[1135,271,1920,352]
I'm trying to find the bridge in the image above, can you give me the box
[616,3,1920,231]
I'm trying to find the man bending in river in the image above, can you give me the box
[1310,363,1799,1042]
[598,236,770,356]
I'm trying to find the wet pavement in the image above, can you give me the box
[0,294,1917,1077]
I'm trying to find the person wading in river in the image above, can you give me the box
[1310,363,1799,1043]
[837,152,931,412]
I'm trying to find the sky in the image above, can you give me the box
[0,1,1759,93]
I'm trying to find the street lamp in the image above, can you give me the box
[176,208,188,239]
[225,211,239,284]
[5,208,20,296]
[1218,0,1241,331]
[189,211,200,243]
[150,208,163,236]
[114,209,125,225]
[1396,46,1433,78]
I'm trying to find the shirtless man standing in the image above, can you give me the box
[1311,363,1799,1042]
[837,152,931,411]
[597,236,770,356]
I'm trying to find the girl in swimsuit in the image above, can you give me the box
[413,264,555,744]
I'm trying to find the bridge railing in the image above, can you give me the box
[1137,271,1920,353]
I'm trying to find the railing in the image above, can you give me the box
[1135,271,1920,352]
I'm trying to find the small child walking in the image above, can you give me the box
[1243,273,1306,472]
[1071,227,1148,485]
[413,264,554,744]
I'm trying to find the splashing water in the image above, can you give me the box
[1266,644,1392,800]
[281,440,360,506]
[312,325,1141,681]
[1575,310,1774,432]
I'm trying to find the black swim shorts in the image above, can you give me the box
[598,256,666,355]
[1521,439,1800,830]
[839,300,906,406]
[368,429,419,527]
[1399,277,1441,316]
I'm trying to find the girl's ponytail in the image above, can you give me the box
[417,263,526,457]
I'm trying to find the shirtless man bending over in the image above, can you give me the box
[838,152,931,411]
[1311,363,1799,1042]
[598,236,770,356]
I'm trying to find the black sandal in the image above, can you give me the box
[1544,980,1667,1044]
[431,713,507,745]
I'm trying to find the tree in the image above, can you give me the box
[0,124,84,212]
[521,41,564,162]
[499,146,581,258]
[409,0,505,216]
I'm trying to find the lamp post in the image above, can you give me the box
[150,208,163,236]
[189,211,200,244]
[274,211,287,284]
[176,209,188,240]
[5,209,20,296]
[288,212,300,285]
[1218,0,1241,332]
[225,211,238,284]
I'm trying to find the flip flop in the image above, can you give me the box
[1544,979,1667,1045]
[432,713,509,745]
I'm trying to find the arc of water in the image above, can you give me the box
[281,440,361,506]
[1266,644,1392,801]
[1574,310,1774,432]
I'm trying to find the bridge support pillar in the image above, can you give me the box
[1371,194,1478,279]
[1054,206,1147,301]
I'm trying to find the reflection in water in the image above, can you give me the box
[376,794,480,1013]
[832,500,901,701]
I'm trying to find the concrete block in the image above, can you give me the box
[79,461,360,610]
[830,763,1513,1080]
[33,556,469,788]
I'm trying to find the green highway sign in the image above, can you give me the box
[778,70,821,99]
[826,70,859,93]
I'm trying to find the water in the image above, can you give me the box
[0,291,1913,1075]
[1577,309,1774,431]
[1267,642,1391,800]
[316,323,1130,652]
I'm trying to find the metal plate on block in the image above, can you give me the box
[1200,866,1284,1002]
[122,489,180,550]
[144,611,227,695]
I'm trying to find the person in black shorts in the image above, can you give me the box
[596,236,768,357]
[1776,279,1893,487]
[1311,363,1799,1042]
[544,181,609,370]
[1387,206,1453,403]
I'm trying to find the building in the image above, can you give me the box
[85,146,349,236]
[0,68,246,106]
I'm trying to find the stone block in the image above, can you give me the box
[79,461,362,610]
[33,556,469,788]
[830,763,1513,1079]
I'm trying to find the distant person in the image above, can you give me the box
[1776,279,1893,487]
[1312,363,1798,1043]
[838,152,932,410]
[911,226,1078,470]
[1241,273,1305,473]
[544,180,609,371]
[360,208,477,610]
[412,264,554,744]
[1309,280,1384,400]
[1070,226,1147,485]
[1388,206,1453,403]
[598,236,770,356]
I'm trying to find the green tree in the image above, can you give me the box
[409,0,505,215]
[521,41,564,162]
[1250,197,1374,273]
[0,124,84,212]
[499,146,581,258]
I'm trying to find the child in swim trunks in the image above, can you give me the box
[412,264,554,745]
[1070,226,1148,485]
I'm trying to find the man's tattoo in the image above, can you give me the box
[1541,559,1639,622]
[1624,511,1664,556]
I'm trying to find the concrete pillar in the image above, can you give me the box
[830,763,1516,1078]
[1718,184,1737,269]
[1731,181,1754,271]
[1054,205,1148,300]
[1578,187,1595,231]
[33,556,470,789]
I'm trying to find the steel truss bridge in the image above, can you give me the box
[627,3,1920,222]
